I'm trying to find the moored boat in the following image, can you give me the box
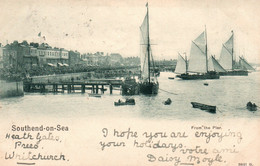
[246,102,257,111]
[114,98,135,106]
[121,77,140,95]
[191,102,216,114]
[139,3,159,95]
[164,98,172,105]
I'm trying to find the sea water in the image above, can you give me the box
[0,72,259,121]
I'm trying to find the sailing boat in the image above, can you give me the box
[218,31,248,76]
[139,3,159,94]
[176,28,220,80]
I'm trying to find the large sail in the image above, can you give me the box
[208,56,226,72]
[239,56,255,71]
[219,33,233,70]
[188,31,207,73]
[140,13,149,80]
[175,54,187,74]
[225,34,233,54]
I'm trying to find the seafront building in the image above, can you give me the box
[0,40,129,69]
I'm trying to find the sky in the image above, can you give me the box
[0,0,260,63]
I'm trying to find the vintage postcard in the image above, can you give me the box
[0,0,259,165]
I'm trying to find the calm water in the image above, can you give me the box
[0,72,259,121]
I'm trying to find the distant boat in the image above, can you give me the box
[176,28,220,80]
[218,31,248,76]
[168,77,175,80]
[88,93,101,98]
[191,102,216,114]
[139,3,159,94]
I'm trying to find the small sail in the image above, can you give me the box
[239,56,255,71]
[188,31,207,73]
[208,56,226,72]
[219,33,233,70]
[175,54,187,74]
[140,13,149,80]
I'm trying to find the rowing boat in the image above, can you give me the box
[191,102,216,114]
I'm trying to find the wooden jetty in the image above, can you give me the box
[24,79,123,94]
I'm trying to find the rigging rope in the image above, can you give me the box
[159,88,178,95]
[216,107,222,113]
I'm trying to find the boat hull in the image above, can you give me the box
[247,106,257,111]
[164,99,172,105]
[177,72,219,80]
[191,102,216,114]
[219,70,248,76]
[139,82,159,95]
[114,99,135,106]
[121,78,140,95]
[114,102,135,106]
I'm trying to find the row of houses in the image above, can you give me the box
[0,41,72,68]
[0,41,128,69]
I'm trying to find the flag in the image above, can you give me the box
[38,32,41,37]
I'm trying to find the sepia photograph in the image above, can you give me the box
[0,0,259,165]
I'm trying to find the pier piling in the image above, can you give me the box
[24,79,122,94]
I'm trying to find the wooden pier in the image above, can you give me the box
[24,79,123,94]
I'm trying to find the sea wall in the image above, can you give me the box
[0,80,24,98]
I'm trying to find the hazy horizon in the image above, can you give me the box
[0,0,259,63]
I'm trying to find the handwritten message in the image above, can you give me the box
[3,124,69,165]
[100,125,246,166]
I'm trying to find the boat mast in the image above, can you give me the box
[184,52,188,74]
[146,2,151,83]
[231,30,234,70]
[205,25,208,73]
